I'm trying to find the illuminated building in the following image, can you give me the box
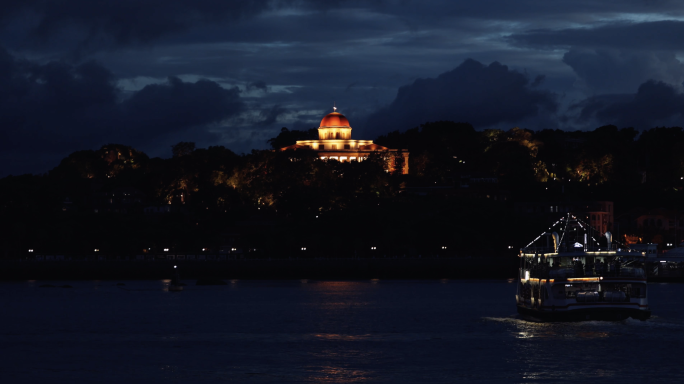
[279,107,409,174]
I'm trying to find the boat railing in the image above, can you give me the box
[529,265,645,280]
[522,243,643,255]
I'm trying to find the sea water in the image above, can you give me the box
[0,279,681,383]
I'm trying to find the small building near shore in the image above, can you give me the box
[278,107,409,174]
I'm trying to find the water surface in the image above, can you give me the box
[1,279,680,383]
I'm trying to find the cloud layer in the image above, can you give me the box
[0,47,243,175]
[5,1,684,175]
[365,59,557,135]
[571,80,684,129]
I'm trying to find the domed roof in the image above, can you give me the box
[320,111,350,128]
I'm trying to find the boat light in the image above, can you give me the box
[567,277,600,282]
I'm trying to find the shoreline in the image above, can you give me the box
[0,258,518,280]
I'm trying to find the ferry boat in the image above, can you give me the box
[516,215,650,321]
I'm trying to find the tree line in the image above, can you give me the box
[2,122,684,258]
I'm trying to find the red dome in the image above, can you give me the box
[320,112,350,127]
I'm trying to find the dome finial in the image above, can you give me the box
[333,101,337,112]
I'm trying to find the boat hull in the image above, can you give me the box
[517,304,650,322]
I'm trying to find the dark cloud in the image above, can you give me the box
[256,104,287,126]
[1,1,276,51]
[561,49,684,94]
[364,59,557,135]
[247,80,268,92]
[571,80,684,129]
[530,75,545,87]
[508,20,684,52]
[122,76,242,140]
[0,0,361,55]
[0,47,243,176]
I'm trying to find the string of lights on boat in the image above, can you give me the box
[523,214,629,251]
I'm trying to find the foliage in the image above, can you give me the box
[4,123,684,258]
[267,127,318,149]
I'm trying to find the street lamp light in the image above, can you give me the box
[28,249,33,253]
[94,249,99,252]
[163,248,169,252]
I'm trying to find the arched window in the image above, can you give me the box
[336,132,340,139]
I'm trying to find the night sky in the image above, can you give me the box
[2,1,684,176]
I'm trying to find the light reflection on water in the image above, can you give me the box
[1,280,683,383]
